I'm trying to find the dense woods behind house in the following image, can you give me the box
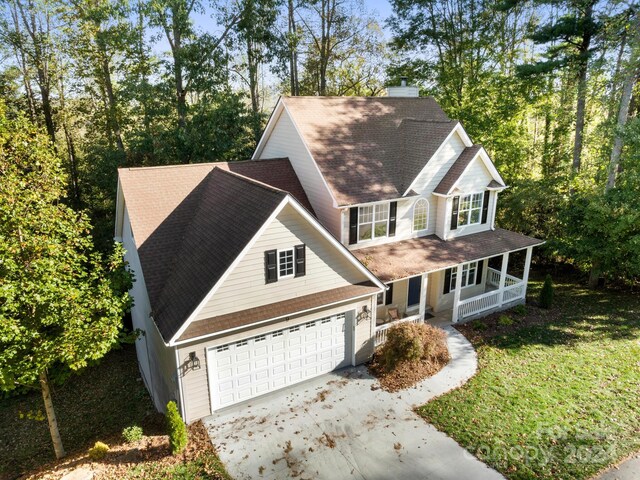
[1,0,638,285]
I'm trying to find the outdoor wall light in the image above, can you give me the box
[188,351,201,370]
[356,305,370,325]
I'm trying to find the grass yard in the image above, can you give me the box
[0,345,230,480]
[419,274,640,480]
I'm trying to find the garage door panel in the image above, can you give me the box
[209,311,352,410]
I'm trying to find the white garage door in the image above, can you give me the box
[208,312,351,410]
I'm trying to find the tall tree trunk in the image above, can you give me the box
[39,371,65,459]
[606,17,639,191]
[288,0,299,95]
[100,55,125,155]
[172,17,187,135]
[571,1,594,173]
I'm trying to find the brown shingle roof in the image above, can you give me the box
[280,96,456,205]
[353,228,543,282]
[178,282,380,342]
[433,145,484,195]
[120,165,291,342]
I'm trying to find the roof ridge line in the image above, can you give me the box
[118,158,291,173]
[213,166,290,197]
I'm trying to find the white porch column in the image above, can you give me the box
[451,264,464,323]
[419,273,428,320]
[498,252,509,306]
[521,246,533,299]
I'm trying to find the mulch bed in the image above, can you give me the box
[368,323,451,392]
[21,420,223,480]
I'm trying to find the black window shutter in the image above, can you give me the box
[388,201,397,237]
[294,244,306,277]
[476,260,484,285]
[450,196,460,230]
[385,283,394,305]
[443,268,452,294]
[265,250,277,284]
[481,191,490,224]
[348,207,358,245]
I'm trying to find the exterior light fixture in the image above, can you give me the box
[188,351,201,370]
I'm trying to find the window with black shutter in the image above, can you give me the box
[294,244,306,277]
[388,201,397,237]
[450,196,459,230]
[264,250,277,284]
[349,207,358,245]
[481,191,490,224]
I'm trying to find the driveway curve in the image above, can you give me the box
[204,325,504,480]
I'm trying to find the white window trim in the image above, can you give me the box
[449,261,478,292]
[412,198,429,233]
[357,203,389,243]
[457,192,484,228]
[277,248,295,280]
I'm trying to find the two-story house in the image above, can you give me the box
[115,87,542,422]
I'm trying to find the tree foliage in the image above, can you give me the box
[0,103,133,456]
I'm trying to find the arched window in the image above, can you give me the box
[413,198,428,232]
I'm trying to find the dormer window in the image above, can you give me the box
[458,193,483,226]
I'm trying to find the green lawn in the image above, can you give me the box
[419,276,640,480]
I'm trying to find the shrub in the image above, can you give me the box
[380,322,449,372]
[88,441,109,460]
[498,315,514,326]
[471,320,487,331]
[512,304,527,316]
[539,274,554,309]
[122,425,144,443]
[166,401,187,454]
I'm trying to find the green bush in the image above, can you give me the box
[471,320,487,331]
[122,425,144,443]
[539,274,554,309]
[88,441,109,460]
[512,304,527,316]
[380,322,449,372]
[498,315,514,326]
[166,401,187,455]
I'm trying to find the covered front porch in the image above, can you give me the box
[351,229,543,347]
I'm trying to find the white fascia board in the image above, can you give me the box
[114,178,125,240]
[402,122,470,197]
[280,101,340,209]
[446,147,506,195]
[172,291,377,347]
[252,97,284,160]
[168,197,290,346]
[285,196,387,291]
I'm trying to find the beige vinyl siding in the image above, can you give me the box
[195,204,369,321]
[258,107,342,238]
[122,206,178,413]
[435,195,448,239]
[178,297,374,422]
[411,131,467,195]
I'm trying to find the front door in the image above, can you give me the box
[407,276,422,308]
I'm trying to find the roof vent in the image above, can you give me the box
[386,78,419,97]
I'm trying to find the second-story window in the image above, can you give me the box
[358,204,388,241]
[458,193,483,227]
[278,249,295,279]
[413,198,428,232]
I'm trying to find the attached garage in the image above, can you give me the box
[207,312,352,410]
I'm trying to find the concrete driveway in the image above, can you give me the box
[204,326,504,480]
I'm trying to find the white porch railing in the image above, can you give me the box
[374,314,422,347]
[487,268,521,288]
[458,290,502,319]
[458,282,526,320]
